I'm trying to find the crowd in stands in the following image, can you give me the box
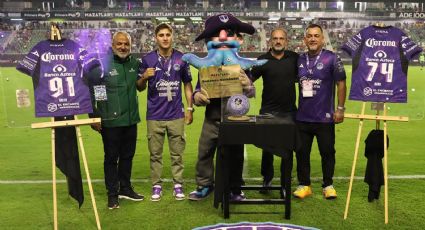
[1,19,424,58]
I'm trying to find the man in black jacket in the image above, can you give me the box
[251,28,299,192]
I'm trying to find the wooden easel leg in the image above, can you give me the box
[51,124,58,230]
[75,122,101,230]
[344,102,366,220]
[383,106,389,224]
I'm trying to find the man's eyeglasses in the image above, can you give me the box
[212,29,237,37]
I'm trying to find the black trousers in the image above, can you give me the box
[260,112,295,183]
[295,122,335,187]
[225,144,244,194]
[101,125,137,196]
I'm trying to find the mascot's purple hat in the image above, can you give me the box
[195,13,255,41]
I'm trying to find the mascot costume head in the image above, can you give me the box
[183,13,267,117]
[182,13,267,69]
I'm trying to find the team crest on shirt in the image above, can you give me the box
[363,87,373,96]
[109,68,119,76]
[173,64,180,71]
[47,103,58,112]
[316,62,324,70]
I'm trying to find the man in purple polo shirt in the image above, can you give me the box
[137,23,193,201]
[294,24,346,200]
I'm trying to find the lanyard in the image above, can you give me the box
[157,50,174,101]
[305,49,322,75]
[157,50,173,78]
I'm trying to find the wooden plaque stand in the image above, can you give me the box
[343,102,408,224]
[31,24,102,230]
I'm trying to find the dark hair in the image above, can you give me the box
[155,23,173,36]
[305,24,323,34]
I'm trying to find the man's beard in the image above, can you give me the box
[113,47,130,59]
[271,46,284,54]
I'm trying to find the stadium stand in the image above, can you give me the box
[0,0,424,61]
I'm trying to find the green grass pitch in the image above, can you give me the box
[0,66,424,229]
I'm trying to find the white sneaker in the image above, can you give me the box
[151,185,162,201]
[173,184,185,201]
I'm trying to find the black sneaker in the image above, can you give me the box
[259,179,272,194]
[118,188,144,201]
[108,195,119,210]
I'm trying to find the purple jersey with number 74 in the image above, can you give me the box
[341,25,422,103]
[17,39,99,117]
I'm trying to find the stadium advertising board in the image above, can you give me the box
[52,12,82,18]
[398,12,425,19]
[22,12,51,19]
[0,11,266,20]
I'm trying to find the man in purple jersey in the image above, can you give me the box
[341,25,422,103]
[294,24,346,200]
[188,14,254,201]
[16,39,98,117]
[137,23,193,201]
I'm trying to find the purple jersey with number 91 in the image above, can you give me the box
[342,25,422,103]
[17,39,99,117]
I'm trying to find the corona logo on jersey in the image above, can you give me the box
[41,52,75,63]
[365,38,396,48]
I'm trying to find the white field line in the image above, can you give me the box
[1,175,425,184]
[243,144,249,178]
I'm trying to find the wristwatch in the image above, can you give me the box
[337,106,346,111]
[187,107,195,112]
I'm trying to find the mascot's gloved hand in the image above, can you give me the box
[194,88,210,106]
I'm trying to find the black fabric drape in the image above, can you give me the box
[364,129,389,202]
[54,116,84,207]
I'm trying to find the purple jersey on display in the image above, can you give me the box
[342,25,422,103]
[17,39,99,117]
[297,49,346,123]
[140,50,192,120]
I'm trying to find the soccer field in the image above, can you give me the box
[0,66,424,229]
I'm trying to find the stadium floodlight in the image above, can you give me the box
[268,17,280,21]
[156,17,169,22]
[173,18,185,22]
[268,12,281,21]
[190,17,202,21]
[10,18,23,21]
[301,17,314,21]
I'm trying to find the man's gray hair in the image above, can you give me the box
[112,31,132,45]
[270,28,288,39]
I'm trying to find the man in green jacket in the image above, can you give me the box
[89,31,144,209]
